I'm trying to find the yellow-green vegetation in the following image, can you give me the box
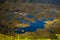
[56,34,60,40]
[0,33,60,40]
[0,34,52,40]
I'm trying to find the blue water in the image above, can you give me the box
[15,18,46,34]
[20,20,27,23]
[15,17,54,34]
[48,17,54,21]
[27,15,34,18]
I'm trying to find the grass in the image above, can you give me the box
[0,34,60,40]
